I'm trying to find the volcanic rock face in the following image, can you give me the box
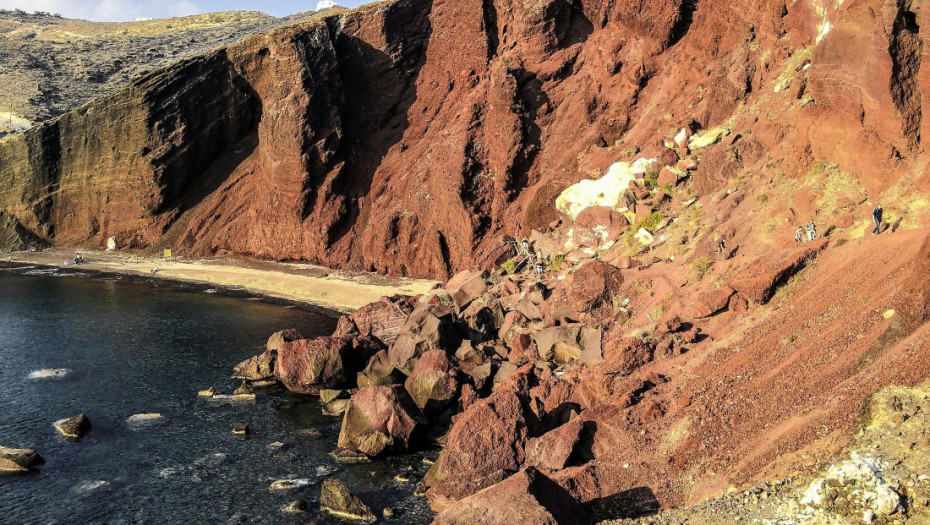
[4,0,921,278]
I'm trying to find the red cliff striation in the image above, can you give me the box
[3,0,928,279]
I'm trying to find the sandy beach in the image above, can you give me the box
[2,248,438,313]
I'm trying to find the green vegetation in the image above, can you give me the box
[549,254,565,271]
[644,170,659,189]
[636,211,665,232]
[691,257,712,281]
[501,257,518,275]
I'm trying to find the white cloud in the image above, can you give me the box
[0,0,203,22]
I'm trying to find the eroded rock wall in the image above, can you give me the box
[1,0,927,278]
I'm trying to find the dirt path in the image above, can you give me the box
[2,248,438,313]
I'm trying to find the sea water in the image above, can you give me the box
[0,268,432,524]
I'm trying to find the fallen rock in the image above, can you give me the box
[424,389,540,497]
[128,413,164,426]
[266,328,304,352]
[432,467,589,525]
[232,423,249,435]
[323,399,350,416]
[349,295,416,347]
[320,477,377,523]
[269,478,312,491]
[446,270,489,310]
[281,500,307,513]
[389,304,460,375]
[337,385,427,456]
[0,446,44,474]
[26,369,72,380]
[602,335,654,376]
[404,350,460,419]
[572,206,629,250]
[556,159,654,220]
[525,419,587,473]
[426,469,511,513]
[694,286,735,319]
[198,387,217,397]
[232,350,277,382]
[275,336,375,394]
[330,447,372,463]
[54,414,91,439]
[357,349,406,388]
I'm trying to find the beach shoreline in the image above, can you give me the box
[1,248,438,314]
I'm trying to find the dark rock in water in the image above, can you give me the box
[54,414,91,439]
[233,383,254,397]
[330,447,371,464]
[232,350,276,382]
[432,467,589,525]
[320,477,376,523]
[232,423,249,435]
[320,388,348,404]
[382,506,396,518]
[266,329,304,352]
[281,499,307,514]
[337,385,427,456]
[0,446,44,474]
[323,399,350,417]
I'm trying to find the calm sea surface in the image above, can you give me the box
[0,267,432,524]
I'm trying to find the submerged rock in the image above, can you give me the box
[27,369,72,380]
[320,477,377,523]
[0,446,44,474]
[54,414,91,439]
[232,423,249,435]
[269,478,312,491]
[281,499,307,513]
[127,413,164,426]
[232,350,276,382]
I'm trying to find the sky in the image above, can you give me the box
[0,0,369,22]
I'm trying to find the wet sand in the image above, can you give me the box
[2,248,438,313]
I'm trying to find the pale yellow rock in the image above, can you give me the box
[688,126,730,150]
[555,157,656,220]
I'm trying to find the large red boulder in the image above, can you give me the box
[275,336,379,393]
[432,467,589,525]
[404,350,460,418]
[570,260,624,313]
[572,206,629,250]
[336,385,428,456]
[525,419,587,473]
[445,270,490,310]
[348,295,417,347]
[356,350,406,388]
[424,389,541,504]
[389,304,460,375]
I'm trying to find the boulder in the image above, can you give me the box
[404,350,460,418]
[357,350,406,388]
[0,446,44,474]
[556,159,654,220]
[426,469,510,513]
[572,206,629,250]
[432,467,589,525]
[54,414,91,439]
[423,389,540,493]
[525,419,586,473]
[569,260,624,315]
[694,287,735,319]
[337,385,427,456]
[533,324,601,365]
[266,328,304,352]
[455,339,486,365]
[446,271,489,310]
[349,295,416,347]
[389,304,460,375]
[232,350,276,381]
[320,477,376,523]
[602,335,654,376]
[459,298,506,342]
[460,361,496,395]
[275,337,352,393]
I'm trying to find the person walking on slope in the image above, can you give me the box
[872,203,884,235]
[717,239,726,261]
[805,220,817,242]
[795,226,804,243]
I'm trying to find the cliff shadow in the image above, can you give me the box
[150,52,263,221]
[322,0,434,246]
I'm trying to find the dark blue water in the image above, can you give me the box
[0,267,432,524]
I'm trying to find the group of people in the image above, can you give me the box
[794,220,818,243]
[514,238,549,278]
